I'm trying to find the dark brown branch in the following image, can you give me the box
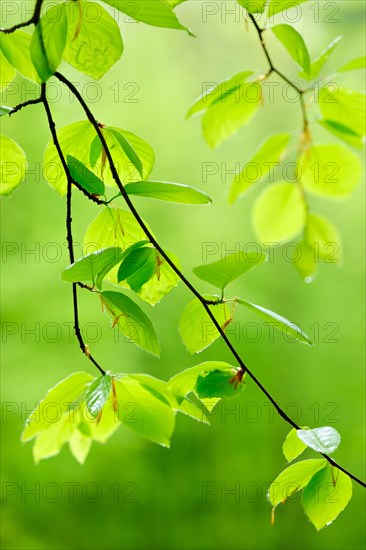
[1,0,43,33]
[10,97,43,116]
[54,72,365,489]
[40,83,105,377]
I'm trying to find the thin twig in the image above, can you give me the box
[40,83,105,376]
[0,0,43,33]
[55,72,365,489]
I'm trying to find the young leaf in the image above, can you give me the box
[237,1,267,13]
[69,427,93,465]
[317,119,364,150]
[67,155,105,196]
[22,372,94,442]
[195,369,245,400]
[283,428,307,462]
[237,298,313,345]
[85,373,113,418]
[268,459,327,508]
[302,466,352,530]
[101,290,160,356]
[202,82,262,148]
[305,213,341,262]
[186,71,254,119]
[108,128,143,177]
[124,181,212,205]
[299,144,362,197]
[297,427,341,454]
[193,251,267,290]
[229,133,291,203]
[338,55,366,72]
[299,36,342,80]
[271,24,310,74]
[30,4,68,81]
[32,412,75,464]
[318,86,366,138]
[63,0,123,79]
[0,106,13,116]
[292,240,318,283]
[102,0,190,32]
[268,0,308,17]
[114,375,175,447]
[118,247,158,292]
[0,31,39,83]
[61,247,124,289]
[0,134,27,196]
[179,296,232,354]
[0,51,16,91]
[253,182,306,243]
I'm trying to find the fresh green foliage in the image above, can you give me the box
[193,251,267,290]
[30,4,68,81]
[299,144,362,197]
[237,1,267,14]
[118,246,158,292]
[253,182,306,243]
[124,181,212,205]
[0,134,27,196]
[283,428,307,462]
[305,214,341,262]
[299,36,342,80]
[229,133,291,203]
[0,106,13,116]
[101,290,161,356]
[268,0,308,17]
[63,0,123,79]
[86,372,113,418]
[61,247,125,289]
[318,87,366,139]
[237,298,312,345]
[179,296,232,353]
[67,155,105,196]
[302,466,353,530]
[316,119,364,150]
[338,55,366,72]
[271,24,310,75]
[297,427,341,454]
[0,30,39,83]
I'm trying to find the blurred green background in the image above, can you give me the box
[1,1,365,549]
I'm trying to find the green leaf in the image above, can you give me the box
[0,134,27,196]
[118,247,158,292]
[268,0,308,16]
[292,240,318,283]
[22,372,94,442]
[297,427,341,454]
[32,412,75,464]
[268,459,327,508]
[124,181,212,205]
[301,465,352,530]
[108,128,143,177]
[283,428,307,462]
[237,298,313,345]
[85,373,113,418]
[114,375,175,447]
[83,208,179,305]
[237,0,267,13]
[338,55,366,72]
[69,426,93,464]
[0,30,39,83]
[101,290,160,356]
[168,361,239,416]
[229,133,291,203]
[299,144,362,197]
[271,24,310,74]
[63,0,123,79]
[317,119,364,150]
[193,251,267,290]
[186,71,254,119]
[0,105,13,116]
[179,296,232,354]
[103,0,190,32]
[43,121,154,195]
[305,213,341,261]
[253,182,306,243]
[299,36,342,80]
[61,247,124,289]
[202,81,262,148]
[0,51,16,91]
[318,87,366,138]
[67,155,105,196]
[30,4,68,81]
[195,369,245,400]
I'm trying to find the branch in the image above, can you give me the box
[247,13,309,132]
[40,83,105,377]
[54,72,365,489]
[0,0,43,33]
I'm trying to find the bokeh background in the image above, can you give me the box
[1,1,365,549]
